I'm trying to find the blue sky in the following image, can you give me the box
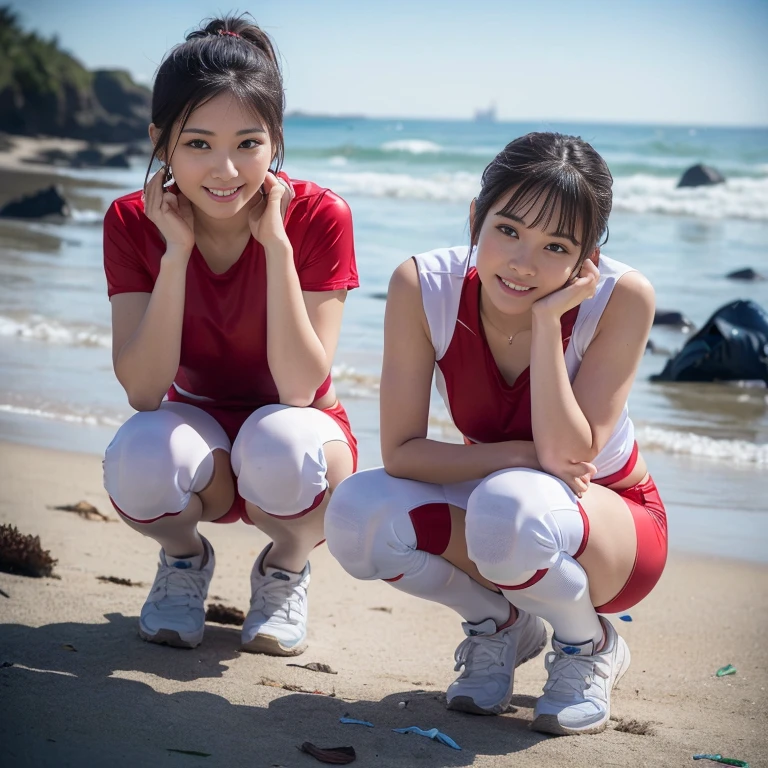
[7,0,768,126]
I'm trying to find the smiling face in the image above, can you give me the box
[150,91,274,222]
[473,187,591,317]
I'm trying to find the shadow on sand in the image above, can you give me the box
[0,613,551,767]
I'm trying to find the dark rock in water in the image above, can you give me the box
[370,292,388,300]
[74,146,105,167]
[28,145,132,169]
[124,141,151,158]
[653,310,695,329]
[0,185,70,219]
[677,164,725,188]
[651,299,768,384]
[36,148,73,166]
[726,267,765,282]
[103,151,131,169]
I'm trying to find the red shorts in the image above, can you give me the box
[594,474,668,613]
[167,393,358,525]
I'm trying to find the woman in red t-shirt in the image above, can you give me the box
[102,15,358,656]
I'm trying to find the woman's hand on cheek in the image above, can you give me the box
[142,167,195,255]
[532,257,599,320]
[248,172,293,250]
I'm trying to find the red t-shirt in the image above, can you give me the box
[103,174,358,410]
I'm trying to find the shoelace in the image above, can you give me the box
[150,565,209,604]
[453,631,510,675]
[250,575,306,625]
[542,652,610,703]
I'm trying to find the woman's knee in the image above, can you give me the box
[232,405,336,517]
[325,469,424,581]
[466,468,579,583]
[103,408,221,522]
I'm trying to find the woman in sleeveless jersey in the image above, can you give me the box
[325,132,666,735]
[102,15,358,656]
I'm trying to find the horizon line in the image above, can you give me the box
[282,111,768,131]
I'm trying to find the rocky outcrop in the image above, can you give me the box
[0,10,150,142]
[0,186,70,219]
[677,164,725,188]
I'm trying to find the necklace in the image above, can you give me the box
[480,309,530,346]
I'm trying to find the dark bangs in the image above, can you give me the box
[495,173,602,264]
[471,133,613,265]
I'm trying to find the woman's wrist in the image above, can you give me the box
[263,239,293,261]
[162,244,192,266]
[531,304,562,327]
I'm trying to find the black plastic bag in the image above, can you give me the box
[651,300,768,384]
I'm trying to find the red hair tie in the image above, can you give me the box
[218,30,240,38]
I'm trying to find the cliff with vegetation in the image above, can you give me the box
[0,7,151,142]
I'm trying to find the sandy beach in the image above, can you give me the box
[1,440,766,768]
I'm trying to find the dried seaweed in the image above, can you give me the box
[613,717,656,736]
[205,603,245,626]
[286,662,337,674]
[298,743,356,764]
[0,524,57,577]
[49,501,113,522]
[260,678,336,697]
[97,575,143,587]
[369,606,392,613]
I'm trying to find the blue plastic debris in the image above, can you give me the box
[693,755,749,767]
[392,726,461,750]
[339,716,374,727]
[619,614,633,622]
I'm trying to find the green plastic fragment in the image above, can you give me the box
[715,664,736,677]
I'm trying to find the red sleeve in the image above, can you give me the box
[103,199,154,297]
[295,191,359,292]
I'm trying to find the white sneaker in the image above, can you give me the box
[240,544,310,656]
[531,616,631,735]
[446,608,548,715]
[138,537,215,649]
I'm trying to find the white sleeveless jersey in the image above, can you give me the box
[414,246,637,479]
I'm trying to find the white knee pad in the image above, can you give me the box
[103,402,230,522]
[465,468,585,585]
[325,468,443,581]
[231,404,348,517]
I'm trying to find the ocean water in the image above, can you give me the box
[0,118,767,561]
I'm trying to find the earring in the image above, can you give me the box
[163,164,176,188]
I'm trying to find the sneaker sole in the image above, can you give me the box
[531,639,632,736]
[446,622,549,716]
[139,627,201,649]
[240,633,307,657]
